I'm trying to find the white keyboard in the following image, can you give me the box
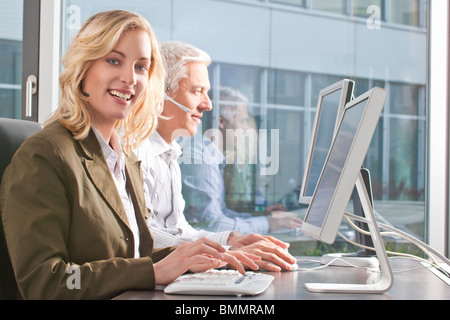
[164,269,275,296]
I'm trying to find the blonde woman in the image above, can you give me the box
[0,10,258,300]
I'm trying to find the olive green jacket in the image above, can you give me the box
[0,120,175,299]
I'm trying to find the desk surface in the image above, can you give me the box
[113,257,450,300]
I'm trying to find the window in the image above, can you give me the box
[269,0,306,8]
[0,0,23,119]
[311,0,348,14]
[59,0,430,256]
[267,69,306,106]
[1,0,41,121]
[353,0,384,20]
[390,0,421,27]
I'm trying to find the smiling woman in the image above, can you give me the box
[0,10,168,300]
[0,10,256,300]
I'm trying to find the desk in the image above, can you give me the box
[113,257,450,300]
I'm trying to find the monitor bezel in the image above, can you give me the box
[301,87,387,244]
[299,79,355,205]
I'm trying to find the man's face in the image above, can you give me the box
[163,62,211,140]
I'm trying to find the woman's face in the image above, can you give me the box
[82,28,151,128]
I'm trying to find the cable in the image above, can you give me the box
[345,211,449,264]
[341,211,450,276]
[343,214,440,266]
[337,230,436,267]
[296,257,375,272]
[388,256,448,274]
[297,255,438,275]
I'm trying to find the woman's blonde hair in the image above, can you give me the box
[46,10,165,153]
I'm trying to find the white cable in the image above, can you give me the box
[344,211,450,266]
[337,230,436,267]
[298,256,435,275]
[296,257,374,272]
[294,211,449,276]
[388,256,443,273]
[343,215,441,266]
[345,212,450,266]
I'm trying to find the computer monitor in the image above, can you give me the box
[301,87,386,245]
[301,87,392,293]
[299,79,354,205]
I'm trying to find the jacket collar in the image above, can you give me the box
[76,128,148,231]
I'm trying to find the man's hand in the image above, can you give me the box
[227,233,297,271]
[268,211,303,232]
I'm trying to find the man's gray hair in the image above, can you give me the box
[219,86,248,122]
[160,41,211,94]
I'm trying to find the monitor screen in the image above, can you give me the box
[304,98,367,229]
[301,87,387,244]
[299,79,354,205]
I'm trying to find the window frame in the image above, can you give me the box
[38,0,61,124]
[21,0,40,121]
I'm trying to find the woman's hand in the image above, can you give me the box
[209,250,260,274]
[153,237,260,285]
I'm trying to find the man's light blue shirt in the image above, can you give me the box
[179,133,269,234]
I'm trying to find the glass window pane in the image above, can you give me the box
[311,0,347,14]
[269,0,306,8]
[390,82,422,116]
[389,117,424,200]
[0,0,23,119]
[219,63,262,104]
[386,117,425,238]
[265,108,304,207]
[268,70,306,106]
[391,0,421,26]
[353,0,384,20]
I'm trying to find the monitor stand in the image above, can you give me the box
[305,172,394,294]
[320,168,379,269]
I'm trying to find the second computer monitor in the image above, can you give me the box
[301,87,387,244]
[299,79,354,205]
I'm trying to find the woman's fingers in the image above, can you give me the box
[224,251,261,273]
[187,255,223,273]
[181,237,227,261]
[156,237,270,285]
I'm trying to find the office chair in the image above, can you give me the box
[0,117,42,300]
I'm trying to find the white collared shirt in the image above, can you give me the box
[135,131,231,248]
[92,126,140,258]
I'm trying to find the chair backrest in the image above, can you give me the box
[0,118,42,300]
